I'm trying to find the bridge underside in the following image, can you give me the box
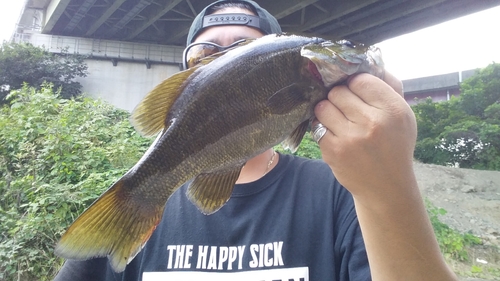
[22,0,500,46]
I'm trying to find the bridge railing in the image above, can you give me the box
[12,32,184,65]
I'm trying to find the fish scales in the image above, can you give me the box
[55,34,384,272]
[166,37,324,164]
[123,36,326,198]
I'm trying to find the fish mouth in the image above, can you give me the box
[301,42,373,88]
[307,60,323,84]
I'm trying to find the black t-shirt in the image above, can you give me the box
[54,153,371,281]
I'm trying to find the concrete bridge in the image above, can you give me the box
[12,0,500,110]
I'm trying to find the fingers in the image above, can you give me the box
[313,71,406,146]
[311,70,417,201]
[344,73,405,111]
[313,95,349,139]
[383,71,403,97]
[310,114,336,145]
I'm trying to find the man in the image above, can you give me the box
[55,1,457,280]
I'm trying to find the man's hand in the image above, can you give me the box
[313,72,458,280]
[314,72,416,203]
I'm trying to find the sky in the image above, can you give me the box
[0,1,25,43]
[1,2,500,80]
[376,5,500,80]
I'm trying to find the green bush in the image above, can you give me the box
[275,130,322,160]
[426,200,482,261]
[0,85,151,280]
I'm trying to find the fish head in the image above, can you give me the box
[301,40,384,88]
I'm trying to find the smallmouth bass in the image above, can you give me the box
[55,34,384,272]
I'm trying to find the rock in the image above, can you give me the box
[462,185,476,193]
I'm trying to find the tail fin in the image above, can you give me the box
[55,179,163,272]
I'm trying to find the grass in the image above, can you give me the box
[426,199,500,279]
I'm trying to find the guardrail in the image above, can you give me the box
[12,32,184,65]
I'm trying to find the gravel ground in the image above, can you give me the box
[413,161,500,280]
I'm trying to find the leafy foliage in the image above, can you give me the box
[0,42,88,103]
[459,63,500,118]
[426,200,482,261]
[412,63,500,170]
[0,85,151,280]
[275,131,322,160]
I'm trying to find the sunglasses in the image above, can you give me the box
[182,39,248,70]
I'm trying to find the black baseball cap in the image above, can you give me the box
[186,0,282,45]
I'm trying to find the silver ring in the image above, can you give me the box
[311,123,327,144]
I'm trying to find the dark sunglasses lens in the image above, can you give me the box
[186,44,219,69]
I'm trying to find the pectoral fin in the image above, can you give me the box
[267,83,311,115]
[186,165,244,215]
[130,67,198,136]
[282,120,309,153]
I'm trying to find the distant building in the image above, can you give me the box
[403,69,478,105]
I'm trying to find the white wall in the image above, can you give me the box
[77,59,180,111]
[14,33,184,112]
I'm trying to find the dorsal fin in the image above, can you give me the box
[130,67,197,137]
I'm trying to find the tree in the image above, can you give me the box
[0,42,88,103]
[458,63,500,118]
[412,62,500,170]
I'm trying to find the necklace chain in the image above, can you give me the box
[264,150,276,175]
